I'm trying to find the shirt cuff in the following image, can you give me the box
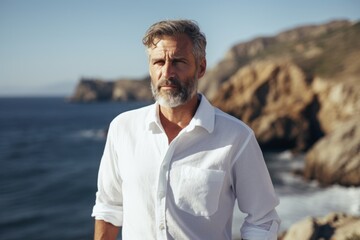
[91,202,123,227]
[241,220,279,240]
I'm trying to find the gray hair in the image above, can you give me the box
[142,19,207,62]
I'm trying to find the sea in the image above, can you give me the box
[0,97,359,240]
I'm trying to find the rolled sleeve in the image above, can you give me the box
[91,120,123,227]
[241,212,280,240]
[92,199,123,226]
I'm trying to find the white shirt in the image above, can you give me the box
[92,95,280,240]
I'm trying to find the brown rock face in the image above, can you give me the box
[198,20,353,99]
[112,77,152,101]
[313,77,360,134]
[212,60,319,150]
[70,77,153,102]
[207,20,360,185]
[198,37,277,100]
[304,78,360,186]
[280,213,360,240]
[70,79,114,102]
[304,117,360,186]
[281,217,316,240]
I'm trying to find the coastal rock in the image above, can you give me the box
[70,77,153,102]
[112,77,152,101]
[70,79,114,102]
[280,213,360,240]
[304,117,360,186]
[198,20,352,99]
[312,77,360,134]
[206,20,360,184]
[212,60,319,150]
[198,37,276,100]
[281,217,316,240]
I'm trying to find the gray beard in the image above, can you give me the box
[151,77,198,108]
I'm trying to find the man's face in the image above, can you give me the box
[147,34,205,108]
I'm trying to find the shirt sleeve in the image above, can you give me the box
[232,132,280,240]
[91,120,123,227]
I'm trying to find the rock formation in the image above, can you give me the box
[312,77,360,134]
[280,213,360,240]
[304,116,360,186]
[112,76,152,101]
[212,60,319,151]
[70,77,152,102]
[207,20,360,185]
[70,79,114,102]
[198,20,354,99]
[303,78,360,186]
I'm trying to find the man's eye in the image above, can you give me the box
[153,60,165,65]
[174,60,186,65]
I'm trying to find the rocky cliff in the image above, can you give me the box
[198,20,356,99]
[208,20,360,186]
[70,76,152,102]
[212,60,318,151]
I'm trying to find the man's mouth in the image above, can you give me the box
[158,80,179,90]
[160,85,177,89]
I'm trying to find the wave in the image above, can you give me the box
[71,129,107,141]
[277,185,360,231]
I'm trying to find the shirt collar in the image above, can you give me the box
[145,94,215,133]
[187,94,215,133]
[145,101,162,132]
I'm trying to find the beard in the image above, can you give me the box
[151,75,198,108]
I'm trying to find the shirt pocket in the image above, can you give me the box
[172,165,225,217]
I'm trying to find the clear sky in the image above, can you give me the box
[1,0,359,96]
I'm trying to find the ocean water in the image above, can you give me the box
[0,98,149,240]
[0,97,359,240]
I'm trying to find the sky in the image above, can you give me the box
[0,0,359,96]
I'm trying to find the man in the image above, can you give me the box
[92,19,280,240]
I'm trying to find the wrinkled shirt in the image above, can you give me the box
[92,95,280,240]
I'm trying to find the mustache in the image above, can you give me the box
[157,78,181,88]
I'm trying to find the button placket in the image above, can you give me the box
[156,136,179,239]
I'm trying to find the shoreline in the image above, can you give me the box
[231,151,360,239]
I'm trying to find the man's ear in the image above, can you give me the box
[198,58,207,79]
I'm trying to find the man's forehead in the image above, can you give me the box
[149,34,193,51]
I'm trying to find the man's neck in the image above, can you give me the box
[159,95,200,143]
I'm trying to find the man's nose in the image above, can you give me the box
[162,62,175,79]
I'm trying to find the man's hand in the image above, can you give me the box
[94,220,120,240]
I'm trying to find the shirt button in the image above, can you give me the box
[159,223,165,230]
